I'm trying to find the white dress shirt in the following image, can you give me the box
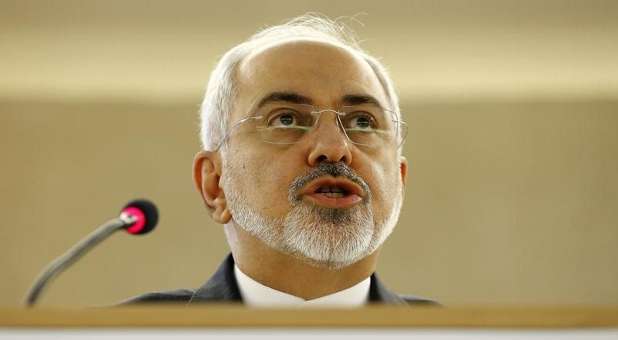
[234,265,370,308]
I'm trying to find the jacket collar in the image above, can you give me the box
[188,253,406,305]
[368,272,408,305]
[188,254,242,304]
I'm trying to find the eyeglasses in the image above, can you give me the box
[215,103,407,150]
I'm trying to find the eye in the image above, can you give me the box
[345,113,377,130]
[267,110,299,127]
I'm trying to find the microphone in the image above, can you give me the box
[25,199,159,307]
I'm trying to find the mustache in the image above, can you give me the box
[288,162,371,204]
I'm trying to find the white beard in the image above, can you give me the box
[222,160,402,269]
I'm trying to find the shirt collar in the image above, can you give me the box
[234,265,370,308]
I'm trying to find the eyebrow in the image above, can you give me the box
[255,91,384,109]
[341,94,384,109]
[256,92,314,108]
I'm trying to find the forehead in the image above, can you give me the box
[235,39,388,113]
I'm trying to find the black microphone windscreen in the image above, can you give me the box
[121,199,159,235]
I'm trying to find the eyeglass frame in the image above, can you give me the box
[214,104,408,151]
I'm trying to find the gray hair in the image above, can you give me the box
[199,14,401,151]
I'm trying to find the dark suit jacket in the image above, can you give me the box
[124,253,436,306]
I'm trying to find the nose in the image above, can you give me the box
[306,112,353,167]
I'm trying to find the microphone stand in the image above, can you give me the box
[25,213,136,307]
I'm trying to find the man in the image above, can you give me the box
[127,14,434,307]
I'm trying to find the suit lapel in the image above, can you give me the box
[188,253,242,304]
[369,273,408,304]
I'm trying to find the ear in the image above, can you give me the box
[399,155,409,188]
[193,150,232,224]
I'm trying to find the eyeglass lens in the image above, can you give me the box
[255,104,403,147]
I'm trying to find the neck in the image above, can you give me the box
[225,223,379,300]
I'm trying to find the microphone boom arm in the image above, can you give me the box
[25,214,136,307]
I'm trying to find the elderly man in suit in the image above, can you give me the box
[128,14,434,307]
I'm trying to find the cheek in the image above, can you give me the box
[232,147,301,216]
[360,154,402,217]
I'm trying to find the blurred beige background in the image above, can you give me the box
[1,0,617,307]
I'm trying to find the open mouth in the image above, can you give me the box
[314,185,349,198]
[301,177,364,208]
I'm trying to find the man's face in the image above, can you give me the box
[221,40,406,268]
